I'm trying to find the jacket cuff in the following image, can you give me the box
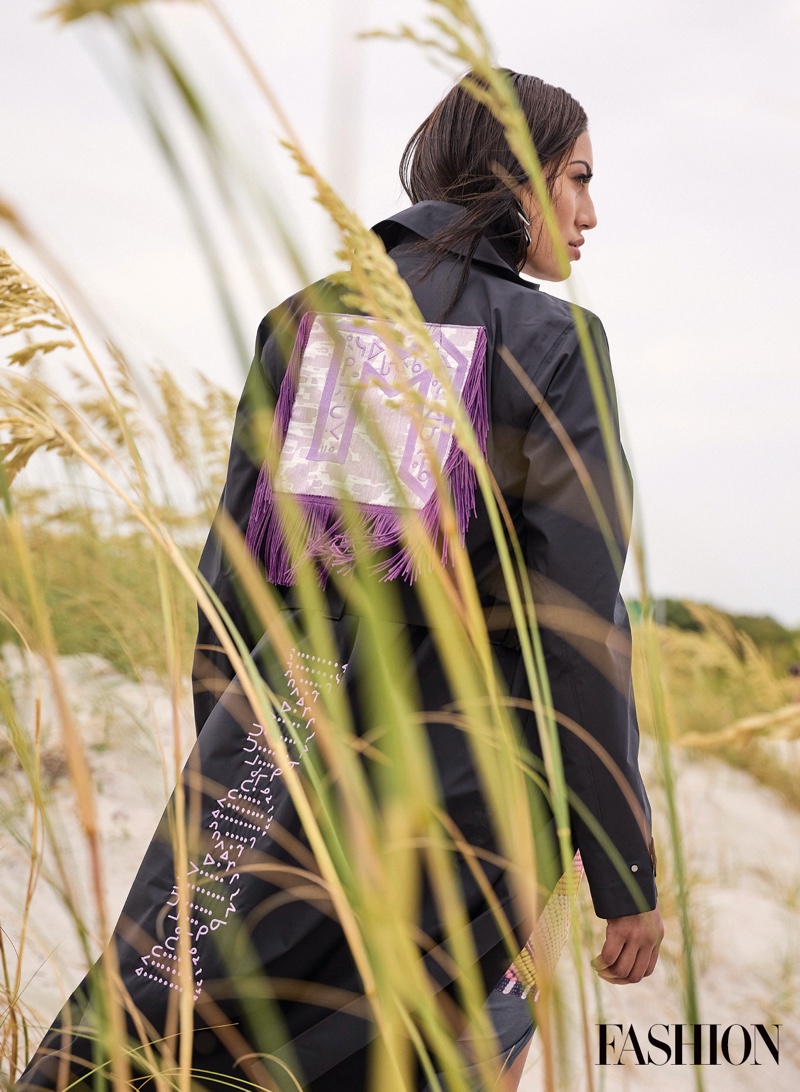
[583,836,659,918]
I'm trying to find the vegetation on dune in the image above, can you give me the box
[2,494,795,776]
[631,596,800,673]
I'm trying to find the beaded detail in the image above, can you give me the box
[494,850,584,1000]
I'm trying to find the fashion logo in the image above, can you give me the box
[597,1024,780,1066]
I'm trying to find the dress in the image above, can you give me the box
[18,200,657,1091]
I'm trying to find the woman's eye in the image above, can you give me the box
[575,173,593,186]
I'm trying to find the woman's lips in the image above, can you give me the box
[568,243,582,260]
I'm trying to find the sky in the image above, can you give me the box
[1,0,799,626]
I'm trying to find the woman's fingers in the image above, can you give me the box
[592,905,664,985]
[596,942,652,984]
[598,941,637,982]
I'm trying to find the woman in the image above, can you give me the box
[19,71,662,1091]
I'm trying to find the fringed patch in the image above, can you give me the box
[245,312,488,585]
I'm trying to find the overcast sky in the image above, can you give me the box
[2,0,799,626]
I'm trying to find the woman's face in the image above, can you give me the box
[520,130,597,281]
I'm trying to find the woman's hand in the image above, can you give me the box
[591,905,664,984]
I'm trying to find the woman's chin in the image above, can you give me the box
[538,268,572,284]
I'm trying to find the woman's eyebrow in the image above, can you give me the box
[570,159,593,172]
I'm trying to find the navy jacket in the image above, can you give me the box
[18,200,657,1092]
[196,199,658,920]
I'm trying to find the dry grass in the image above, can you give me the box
[2,2,794,1090]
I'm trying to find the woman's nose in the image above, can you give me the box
[581,192,598,231]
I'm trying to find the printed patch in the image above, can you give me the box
[245,311,488,584]
[276,314,482,509]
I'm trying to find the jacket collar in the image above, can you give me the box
[371,201,539,290]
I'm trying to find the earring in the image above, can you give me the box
[515,200,532,247]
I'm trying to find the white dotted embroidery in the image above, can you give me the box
[134,649,348,1000]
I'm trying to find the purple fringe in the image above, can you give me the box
[245,318,488,586]
[245,310,315,582]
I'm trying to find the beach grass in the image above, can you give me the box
[1,2,798,1090]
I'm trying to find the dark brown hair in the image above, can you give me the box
[399,69,587,312]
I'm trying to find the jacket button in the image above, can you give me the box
[630,864,639,872]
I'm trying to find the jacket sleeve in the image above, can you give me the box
[521,312,657,919]
[192,312,277,736]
